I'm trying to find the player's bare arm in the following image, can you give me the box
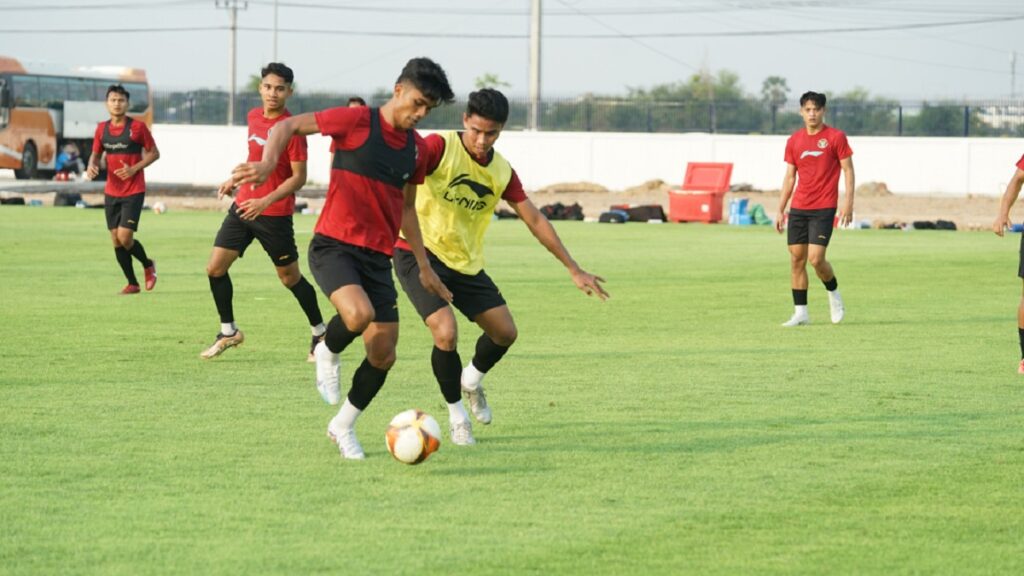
[232,112,318,186]
[776,163,797,234]
[216,177,236,199]
[84,152,103,181]
[512,198,609,300]
[400,182,452,302]
[238,161,307,221]
[994,168,1024,236]
[115,144,159,181]
[839,156,856,227]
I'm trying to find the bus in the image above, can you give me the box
[0,56,152,179]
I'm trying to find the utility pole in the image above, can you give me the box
[273,0,279,61]
[528,0,541,131]
[215,0,248,126]
[1011,51,1017,100]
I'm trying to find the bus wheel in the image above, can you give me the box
[14,142,38,180]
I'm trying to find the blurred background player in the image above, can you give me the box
[85,84,160,295]
[201,63,325,361]
[231,57,455,460]
[393,89,609,446]
[991,152,1024,373]
[775,91,855,327]
[346,96,366,107]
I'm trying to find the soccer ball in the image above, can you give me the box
[152,201,167,214]
[385,409,442,465]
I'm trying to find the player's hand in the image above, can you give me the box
[838,204,854,227]
[775,211,786,234]
[217,178,237,200]
[571,269,609,300]
[993,215,1012,237]
[419,267,452,303]
[84,165,99,181]
[232,161,271,187]
[113,164,137,181]
[238,197,270,221]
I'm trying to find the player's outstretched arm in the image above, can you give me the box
[400,183,452,302]
[776,163,797,234]
[232,112,318,187]
[994,168,1024,237]
[512,198,609,300]
[839,156,855,226]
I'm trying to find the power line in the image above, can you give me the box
[0,0,204,10]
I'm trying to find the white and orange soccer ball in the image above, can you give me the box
[385,409,442,465]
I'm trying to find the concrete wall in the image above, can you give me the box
[146,124,1024,196]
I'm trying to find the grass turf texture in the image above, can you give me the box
[1,206,1022,575]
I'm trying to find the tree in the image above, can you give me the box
[474,73,511,90]
[761,76,789,133]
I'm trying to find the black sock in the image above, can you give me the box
[287,276,324,327]
[325,314,361,354]
[792,289,808,306]
[347,358,388,410]
[472,334,511,374]
[1018,327,1024,359]
[115,247,138,285]
[432,346,463,404]
[127,240,152,268]
[208,274,234,325]
[823,276,838,292]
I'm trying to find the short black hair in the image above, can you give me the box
[396,57,454,105]
[466,89,509,124]
[347,96,366,106]
[799,91,826,108]
[261,62,294,85]
[106,84,130,101]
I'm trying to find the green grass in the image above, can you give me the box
[1,206,1022,575]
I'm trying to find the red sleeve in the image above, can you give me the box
[783,135,795,165]
[286,134,308,162]
[315,106,362,138]
[501,169,527,203]
[420,133,446,175]
[133,122,156,150]
[835,131,852,160]
[410,133,429,185]
[92,123,104,154]
[1016,154,1024,172]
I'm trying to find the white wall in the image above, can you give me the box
[146,124,1024,196]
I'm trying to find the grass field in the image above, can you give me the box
[1,206,1023,575]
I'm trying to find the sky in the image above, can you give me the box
[1,0,1023,103]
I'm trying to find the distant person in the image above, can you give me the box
[775,91,854,327]
[231,57,455,460]
[393,89,608,446]
[200,62,326,362]
[54,142,84,179]
[85,84,160,295]
[991,153,1024,373]
[347,96,366,107]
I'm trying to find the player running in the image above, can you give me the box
[991,152,1024,373]
[393,89,608,446]
[85,84,161,295]
[200,62,325,361]
[776,91,855,327]
[231,57,455,460]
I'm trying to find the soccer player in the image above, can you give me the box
[85,84,160,294]
[346,96,367,107]
[991,152,1024,373]
[200,62,326,361]
[775,91,855,327]
[231,57,455,460]
[393,89,608,446]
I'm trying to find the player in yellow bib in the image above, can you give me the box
[393,89,609,446]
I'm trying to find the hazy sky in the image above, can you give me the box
[1,0,1023,102]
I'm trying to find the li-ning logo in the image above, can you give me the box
[248,134,267,147]
[799,150,824,160]
[441,173,494,211]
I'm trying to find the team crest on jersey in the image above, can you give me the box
[817,138,828,149]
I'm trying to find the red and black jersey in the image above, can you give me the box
[784,125,852,210]
[313,106,428,256]
[92,117,155,197]
[1016,154,1024,172]
[235,108,308,217]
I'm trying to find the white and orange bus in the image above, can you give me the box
[0,56,152,179]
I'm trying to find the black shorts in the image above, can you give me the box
[214,203,299,266]
[1018,232,1024,278]
[393,247,506,321]
[787,208,837,246]
[104,193,145,231]
[308,234,398,323]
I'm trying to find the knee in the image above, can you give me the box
[809,254,827,270]
[433,328,458,351]
[341,307,374,333]
[206,263,226,277]
[367,348,396,371]
[117,232,134,248]
[491,326,518,348]
[278,268,300,287]
[790,255,807,269]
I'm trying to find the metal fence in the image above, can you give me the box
[153,90,1024,137]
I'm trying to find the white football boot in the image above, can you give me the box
[781,310,810,327]
[314,341,341,405]
[327,416,365,460]
[449,420,476,446]
[828,290,845,324]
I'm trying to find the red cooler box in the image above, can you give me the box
[668,162,733,223]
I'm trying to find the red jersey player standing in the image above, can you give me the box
[200,63,325,362]
[85,84,161,294]
[231,57,455,460]
[776,91,855,327]
[991,153,1024,373]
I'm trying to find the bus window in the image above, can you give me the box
[39,77,69,108]
[12,75,40,107]
[68,77,94,101]
[93,80,112,102]
[125,82,149,113]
